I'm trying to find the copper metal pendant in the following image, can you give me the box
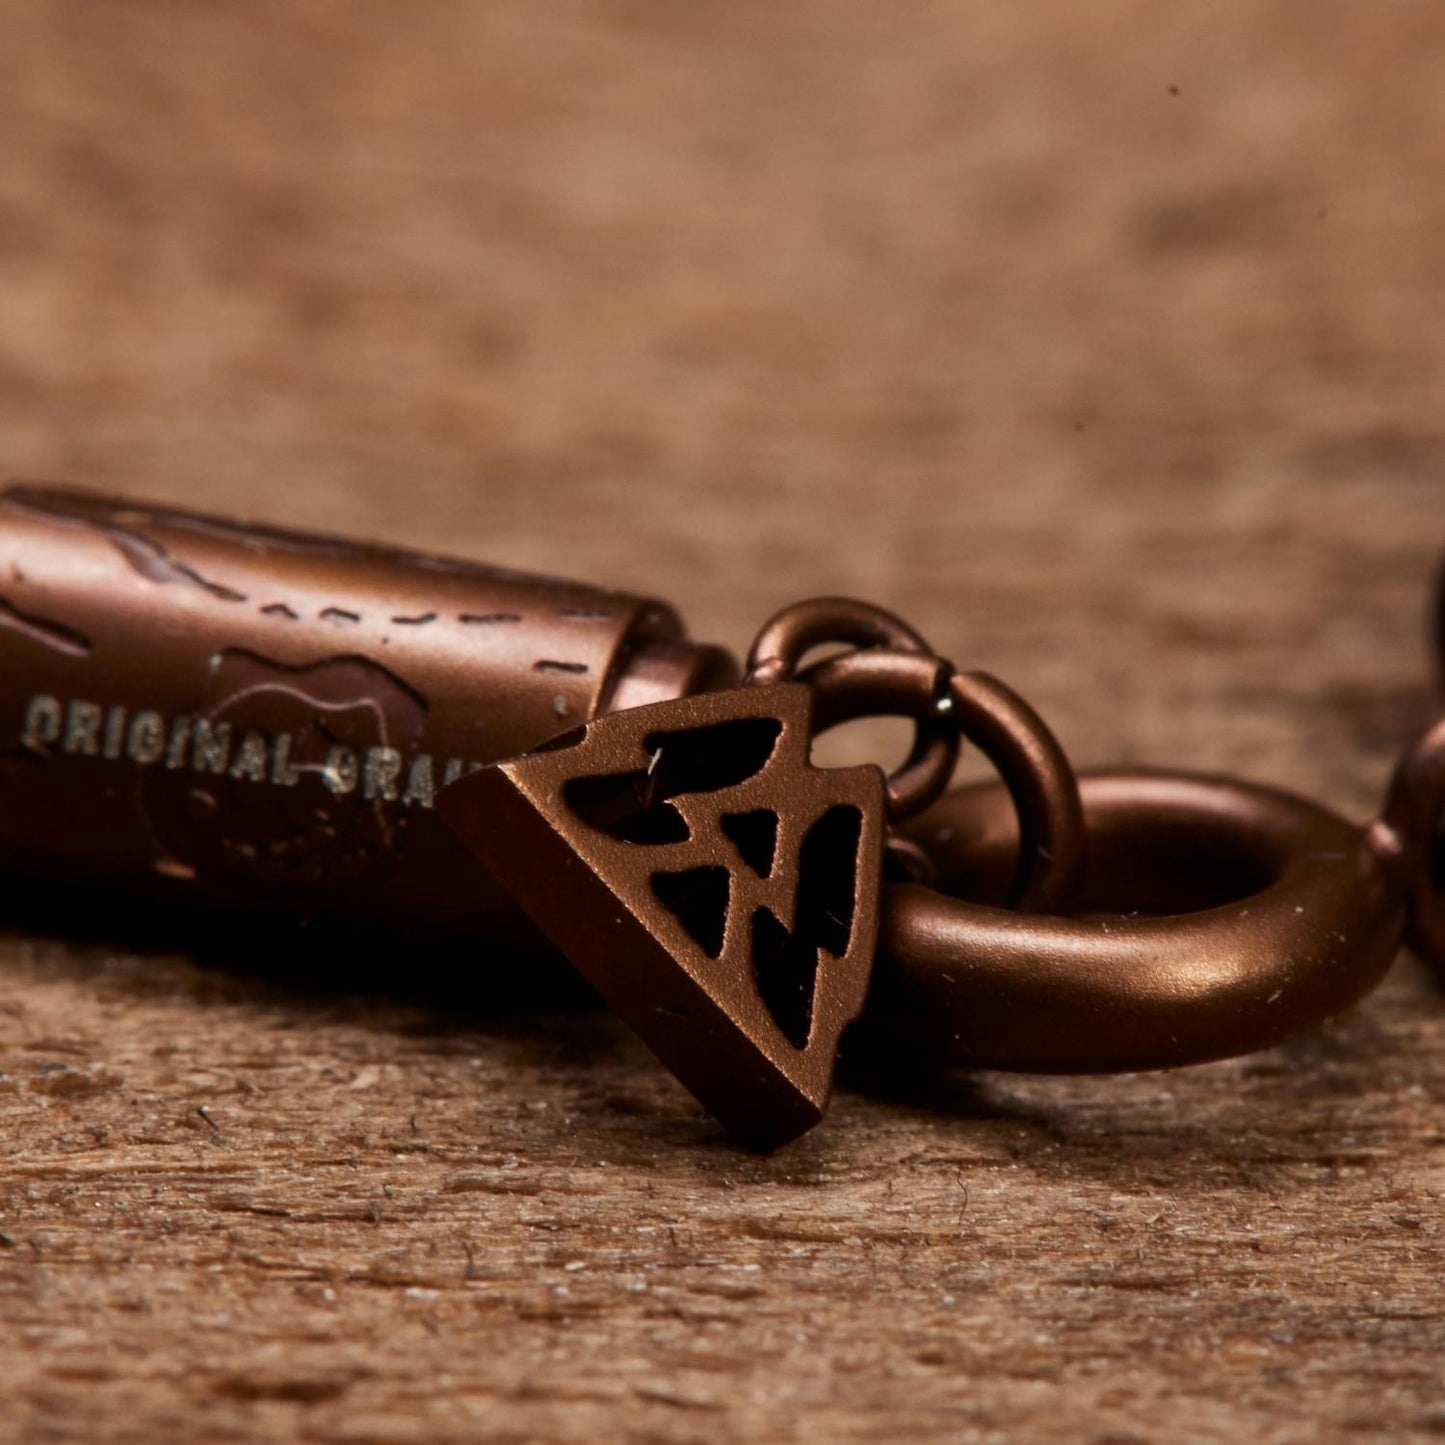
[437,682,885,1149]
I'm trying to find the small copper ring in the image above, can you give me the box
[869,770,1403,1072]
[798,649,957,824]
[745,597,934,686]
[800,650,1084,910]
[747,600,963,845]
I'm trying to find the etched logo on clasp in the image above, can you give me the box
[18,692,480,807]
[18,652,488,898]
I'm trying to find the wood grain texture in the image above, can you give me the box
[2,4,1445,1440]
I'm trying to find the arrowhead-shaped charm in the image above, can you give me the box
[436,683,885,1148]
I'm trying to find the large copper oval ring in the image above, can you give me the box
[869,770,1404,1072]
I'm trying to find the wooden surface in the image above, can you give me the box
[3,5,1445,1440]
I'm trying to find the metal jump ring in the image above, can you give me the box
[799,648,1085,912]
[745,597,961,834]
[796,649,957,826]
[745,596,935,686]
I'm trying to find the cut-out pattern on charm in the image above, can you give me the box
[749,803,863,1047]
[561,716,782,846]
[436,683,885,1149]
[722,809,779,878]
[651,865,731,960]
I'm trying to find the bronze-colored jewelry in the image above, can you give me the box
[437,602,1080,1149]
[0,483,1434,1148]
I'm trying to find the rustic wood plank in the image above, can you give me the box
[2,4,1444,1440]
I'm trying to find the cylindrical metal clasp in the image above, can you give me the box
[0,485,736,937]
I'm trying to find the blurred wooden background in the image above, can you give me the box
[2,4,1444,1440]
